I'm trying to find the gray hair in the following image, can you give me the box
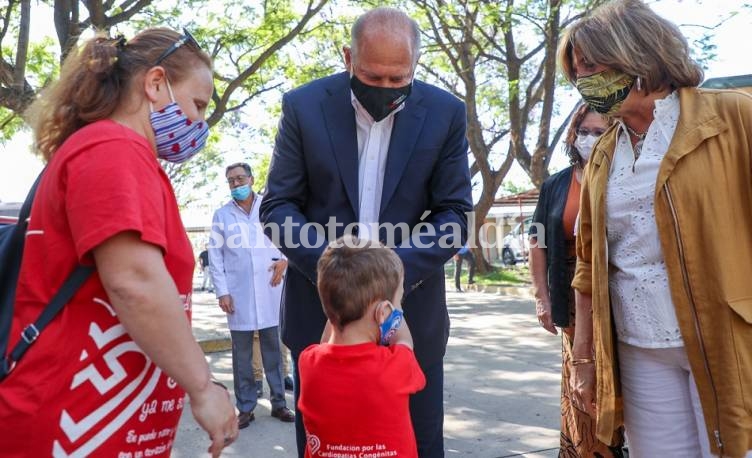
[558,0,702,92]
[350,7,421,63]
[225,162,252,177]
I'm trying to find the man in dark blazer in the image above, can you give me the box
[260,7,472,457]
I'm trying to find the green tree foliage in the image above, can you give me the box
[123,0,334,196]
[0,0,335,203]
[0,0,744,210]
[405,0,605,271]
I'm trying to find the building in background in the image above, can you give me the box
[483,189,539,265]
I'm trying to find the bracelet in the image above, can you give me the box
[210,377,228,391]
[572,358,595,366]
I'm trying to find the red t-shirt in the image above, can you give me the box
[298,342,426,458]
[0,120,194,457]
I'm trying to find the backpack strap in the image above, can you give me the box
[0,169,95,380]
[0,171,44,369]
[3,265,94,375]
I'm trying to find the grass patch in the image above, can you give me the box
[474,265,530,285]
[446,262,530,285]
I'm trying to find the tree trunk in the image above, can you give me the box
[86,0,106,29]
[471,152,514,274]
[13,0,30,91]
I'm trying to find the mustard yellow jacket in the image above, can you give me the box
[572,87,752,458]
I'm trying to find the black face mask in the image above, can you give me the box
[350,74,412,122]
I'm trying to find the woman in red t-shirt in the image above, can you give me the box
[0,29,237,457]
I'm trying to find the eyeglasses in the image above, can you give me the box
[227,175,250,185]
[576,128,606,137]
[153,28,201,66]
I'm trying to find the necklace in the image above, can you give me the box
[625,124,647,140]
[624,124,647,173]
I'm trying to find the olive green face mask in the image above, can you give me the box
[575,69,635,116]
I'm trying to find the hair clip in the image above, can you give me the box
[115,34,127,51]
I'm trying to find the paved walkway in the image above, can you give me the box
[173,282,562,458]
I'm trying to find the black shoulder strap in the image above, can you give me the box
[0,171,44,362]
[6,265,94,369]
[17,171,42,225]
[0,169,94,380]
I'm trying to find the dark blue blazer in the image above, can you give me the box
[260,72,472,367]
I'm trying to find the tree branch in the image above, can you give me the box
[469,160,480,179]
[0,111,17,131]
[419,62,461,98]
[12,0,30,90]
[223,82,284,114]
[0,0,19,49]
[488,128,510,152]
[545,101,579,170]
[0,85,35,113]
[105,0,152,28]
[83,0,105,29]
[206,0,329,126]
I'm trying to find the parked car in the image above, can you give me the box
[700,74,752,92]
[0,202,21,226]
[501,215,533,265]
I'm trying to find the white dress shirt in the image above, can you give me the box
[351,92,405,240]
[606,91,683,348]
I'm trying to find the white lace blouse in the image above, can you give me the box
[605,91,684,348]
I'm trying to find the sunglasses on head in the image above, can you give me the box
[153,28,201,66]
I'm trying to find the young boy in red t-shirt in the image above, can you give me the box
[297,236,426,458]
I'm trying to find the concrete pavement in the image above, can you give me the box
[173,283,562,458]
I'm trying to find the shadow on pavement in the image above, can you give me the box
[174,287,562,458]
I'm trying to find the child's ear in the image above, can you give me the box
[373,300,393,325]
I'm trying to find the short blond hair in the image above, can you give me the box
[317,236,404,331]
[558,0,702,93]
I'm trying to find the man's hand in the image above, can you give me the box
[535,297,557,335]
[218,295,234,314]
[269,259,288,287]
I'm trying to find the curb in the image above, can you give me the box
[198,337,232,354]
[466,283,533,298]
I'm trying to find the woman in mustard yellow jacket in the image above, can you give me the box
[558,0,752,457]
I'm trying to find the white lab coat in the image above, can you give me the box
[208,194,284,331]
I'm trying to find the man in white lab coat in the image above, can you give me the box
[208,162,295,429]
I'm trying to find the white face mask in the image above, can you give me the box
[575,134,598,162]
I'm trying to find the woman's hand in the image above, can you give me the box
[529,245,557,335]
[535,298,558,335]
[189,380,238,458]
[570,290,596,416]
[93,231,237,455]
[570,361,597,417]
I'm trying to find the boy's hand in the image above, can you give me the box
[390,316,414,350]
